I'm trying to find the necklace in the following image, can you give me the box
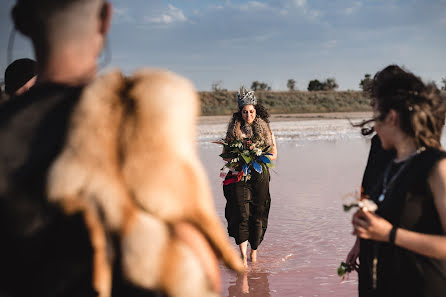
[378,146,426,202]
[372,146,425,290]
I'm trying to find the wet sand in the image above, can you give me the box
[200,132,373,297]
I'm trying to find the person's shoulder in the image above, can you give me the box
[424,147,446,163]
[253,117,271,131]
[131,68,197,104]
[0,83,84,131]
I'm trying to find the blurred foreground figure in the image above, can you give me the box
[0,1,242,297]
[4,58,37,97]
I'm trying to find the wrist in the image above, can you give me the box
[388,226,398,244]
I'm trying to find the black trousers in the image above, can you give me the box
[223,170,271,250]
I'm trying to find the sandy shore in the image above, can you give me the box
[199,111,372,125]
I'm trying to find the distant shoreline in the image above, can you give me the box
[198,111,372,125]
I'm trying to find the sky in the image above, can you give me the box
[1,0,445,91]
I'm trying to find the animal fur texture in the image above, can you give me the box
[226,117,273,146]
[46,69,244,297]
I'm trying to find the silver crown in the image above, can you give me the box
[237,86,257,109]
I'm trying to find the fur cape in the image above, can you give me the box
[226,116,273,147]
[46,69,243,297]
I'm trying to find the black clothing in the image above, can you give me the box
[0,84,96,297]
[223,170,271,250]
[359,135,394,297]
[0,84,163,297]
[361,135,395,197]
[359,141,446,297]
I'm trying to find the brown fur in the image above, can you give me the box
[226,116,273,146]
[46,69,243,297]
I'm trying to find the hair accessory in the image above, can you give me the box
[408,106,413,111]
[237,86,257,109]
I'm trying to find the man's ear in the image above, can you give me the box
[99,2,113,35]
[388,109,399,127]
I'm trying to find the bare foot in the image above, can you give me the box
[250,250,257,262]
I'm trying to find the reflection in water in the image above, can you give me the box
[227,270,270,297]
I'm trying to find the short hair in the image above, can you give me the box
[12,0,106,42]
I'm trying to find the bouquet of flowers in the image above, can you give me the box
[213,137,273,184]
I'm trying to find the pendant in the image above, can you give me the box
[378,193,385,202]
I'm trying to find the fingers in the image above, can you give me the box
[353,225,370,239]
[353,216,369,229]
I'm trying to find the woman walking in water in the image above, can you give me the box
[222,87,277,267]
[350,65,446,297]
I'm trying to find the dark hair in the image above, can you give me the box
[370,65,446,149]
[231,103,270,124]
[4,58,37,95]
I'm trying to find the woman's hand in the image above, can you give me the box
[346,237,360,271]
[352,209,392,242]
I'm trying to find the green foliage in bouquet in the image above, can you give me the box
[214,137,273,182]
[337,262,353,277]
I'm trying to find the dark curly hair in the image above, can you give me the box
[231,103,270,124]
[361,65,446,149]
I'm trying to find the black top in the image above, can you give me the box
[0,84,97,297]
[359,139,446,297]
[0,84,164,297]
[361,135,395,198]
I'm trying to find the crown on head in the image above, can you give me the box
[237,86,257,109]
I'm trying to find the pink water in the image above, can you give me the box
[200,139,371,297]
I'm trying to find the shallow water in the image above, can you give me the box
[199,119,372,297]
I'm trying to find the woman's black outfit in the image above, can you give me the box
[223,169,271,250]
[222,116,273,250]
[359,140,446,297]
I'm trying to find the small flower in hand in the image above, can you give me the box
[337,262,353,280]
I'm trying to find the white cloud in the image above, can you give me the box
[323,40,337,49]
[294,0,306,7]
[239,1,269,11]
[343,1,362,15]
[113,7,133,23]
[309,9,322,18]
[145,4,187,25]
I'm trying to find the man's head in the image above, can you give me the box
[11,0,112,69]
[4,58,37,96]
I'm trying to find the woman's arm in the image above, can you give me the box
[353,159,446,259]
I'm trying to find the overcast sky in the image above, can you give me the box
[1,0,445,91]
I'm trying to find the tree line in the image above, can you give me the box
[211,76,446,92]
